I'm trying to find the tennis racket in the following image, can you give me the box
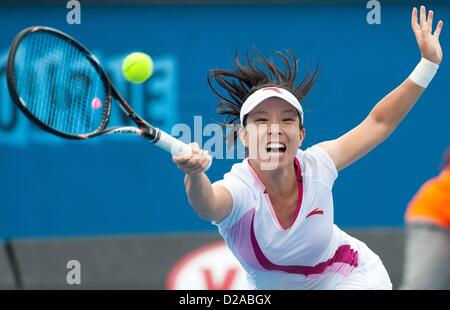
[7,26,211,169]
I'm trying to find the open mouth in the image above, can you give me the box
[266,142,287,153]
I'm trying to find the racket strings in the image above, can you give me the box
[13,30,108,135]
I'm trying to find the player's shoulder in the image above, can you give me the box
[296,145,338,183]
[214,159,258,196]
[223,159,252,182]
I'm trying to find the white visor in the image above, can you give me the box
[239,87,303,126]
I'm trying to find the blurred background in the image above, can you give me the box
[0,0,448,289]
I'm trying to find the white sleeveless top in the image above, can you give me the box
[213,145,372,289]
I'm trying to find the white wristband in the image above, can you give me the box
[408,57,439,88]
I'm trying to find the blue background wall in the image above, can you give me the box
[0,3,449,238]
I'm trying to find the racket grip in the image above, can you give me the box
[155,130,212,171]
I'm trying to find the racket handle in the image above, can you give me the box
[155,130,212,171]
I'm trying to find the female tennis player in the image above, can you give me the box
[173,6,443,289]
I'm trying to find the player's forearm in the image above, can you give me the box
[184,172,217,219]
[368,78,424,131]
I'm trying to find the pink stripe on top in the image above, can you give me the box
[226,207,359,277]
[227,208,265,271]
[293,157,303,224]
[250,212,359,276]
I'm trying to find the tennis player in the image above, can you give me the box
[173,6,443,289]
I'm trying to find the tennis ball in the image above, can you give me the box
[121,52,153,84]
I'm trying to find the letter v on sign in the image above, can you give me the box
[202,268,238,290]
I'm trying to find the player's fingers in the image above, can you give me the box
[172,156,186,164]
[190,142,200,153]
[411,7,422,43]
[188,150,209,168]
[185,152,206,168]
[427,10,434,29]
[196,151,210,168]
[184,159,205,173]
[420,6,426,28]
[434,20,444,39]
[191,142,204,160]
[201,154,212,170]
[180,156,197,167]
[176,160,200,174]
[411,7,419,29]
[174,143,210,173]
[182,152,211,174]
[172,153,191,163]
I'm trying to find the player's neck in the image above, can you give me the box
[249,160,297,197]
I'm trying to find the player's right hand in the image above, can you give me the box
[173,142,211,175]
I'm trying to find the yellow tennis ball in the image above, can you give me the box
[121,52,153,84]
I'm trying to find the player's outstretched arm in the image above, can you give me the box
[173,142,232,222]
[318,5,443,171]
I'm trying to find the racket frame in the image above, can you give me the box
[7,26,161,143]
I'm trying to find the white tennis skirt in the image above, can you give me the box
[335,241,392,290]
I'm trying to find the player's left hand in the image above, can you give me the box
[412,5,444,65]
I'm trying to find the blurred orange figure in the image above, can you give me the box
[400,148,450,289]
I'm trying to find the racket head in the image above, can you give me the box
[7,26,112,139]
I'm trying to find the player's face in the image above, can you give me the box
[241,98,305,171]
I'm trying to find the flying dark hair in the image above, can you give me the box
[207,48,319,144]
